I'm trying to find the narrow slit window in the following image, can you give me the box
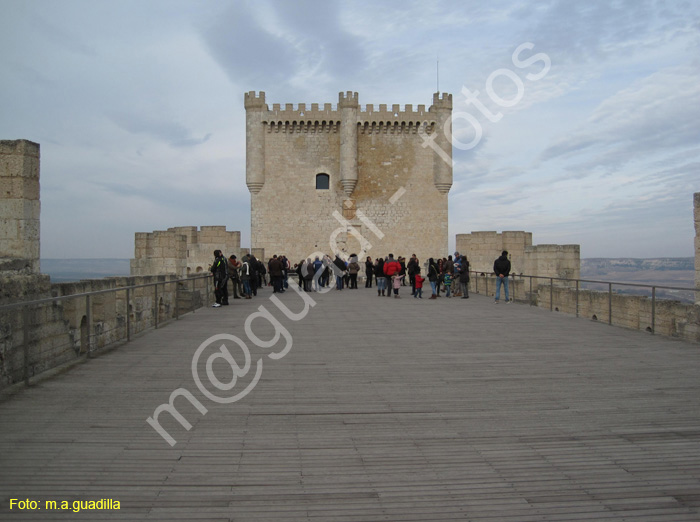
[316,173,330,190]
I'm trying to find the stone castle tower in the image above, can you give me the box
[244,91,452,264]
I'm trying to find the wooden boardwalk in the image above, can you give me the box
[1,285,700,521]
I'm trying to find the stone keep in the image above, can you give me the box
[245,91,453,265]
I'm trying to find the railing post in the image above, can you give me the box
[126,287,131,342]
[23,306,30,386]
[608,283,612,325]
[86,294,92,358]
[550,278,553,311]
[529,276,533,306]
[651,286,656,334]
[192,277,196,313]
[154,282,159,329]
[511,274,515,302]
[485,276,488,296]
[576,280,580,318]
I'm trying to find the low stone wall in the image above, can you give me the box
[466,274,699,343]
[534,284,700,343]
[0,275,210,390]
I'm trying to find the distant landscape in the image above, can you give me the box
[581,258,695,303]
[41,258,131,283]
[41,258,696,302]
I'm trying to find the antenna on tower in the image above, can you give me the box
[436,55,440,94]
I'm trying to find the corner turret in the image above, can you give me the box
[430,92,453,194]
[245,92,267,194]
[339,91,359,197]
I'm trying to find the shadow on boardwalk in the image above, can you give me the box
[2,285,700,521]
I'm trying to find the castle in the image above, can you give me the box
[244,91,453,264]
[1,139,699,391]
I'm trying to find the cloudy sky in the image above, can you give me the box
[1,0,698,259]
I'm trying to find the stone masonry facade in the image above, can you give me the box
[245,91,452,265]
[1,139,41,274]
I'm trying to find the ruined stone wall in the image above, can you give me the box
[131,230,187,277]
[456,231,533,274]
[522,244,580,284]
[456,231,579,284]
[246,91,452,266]
[130,226,241,277]
[1,275,210,390]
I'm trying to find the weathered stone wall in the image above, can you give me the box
[131,226,241,277]
[695,192,699,303]
[131,231,187,277]
[534,284,700,343]
[246,91,452,266]
[455,231,533,274]
[0,139,41,273]
[522,244,580,284]
[1,275,210,389]
[456,231,579,285]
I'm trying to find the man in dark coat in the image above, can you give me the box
[493,250,511,303]
[210,249,229,307]
[268,255,284,293]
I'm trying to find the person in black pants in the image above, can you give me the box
[210,249,229,307]
[364,256,374,288]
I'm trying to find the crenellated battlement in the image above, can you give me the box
[244,91,267,110]
[432,92,453,109]
[256,93,441,128]
[338,90,359,108]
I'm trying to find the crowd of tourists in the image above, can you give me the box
[210,249,512,306]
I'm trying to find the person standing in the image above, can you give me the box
[248,254,259,296]
[452,253,462,297]
[428,258,439,299]
[407,254,419,296]
[364,256,374,288]
[383,254,401,298]
[459,255,470,299]
[391,272,404,298]
[333,254,346,290]
[268,254,284,293]
[493,250,511,303]
[414,268,425,299]
[228,255,241,299]
[240,254,252,299]
[375,257,385,296]
[210,249,228,307]
[348,255,360,289]
[443,270,453,298]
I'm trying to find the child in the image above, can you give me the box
[392,273,404,298]
[443,271,452,298]
[414,269,425,299]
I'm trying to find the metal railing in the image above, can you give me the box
[469,271,698,336]
[0,274,213,388]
